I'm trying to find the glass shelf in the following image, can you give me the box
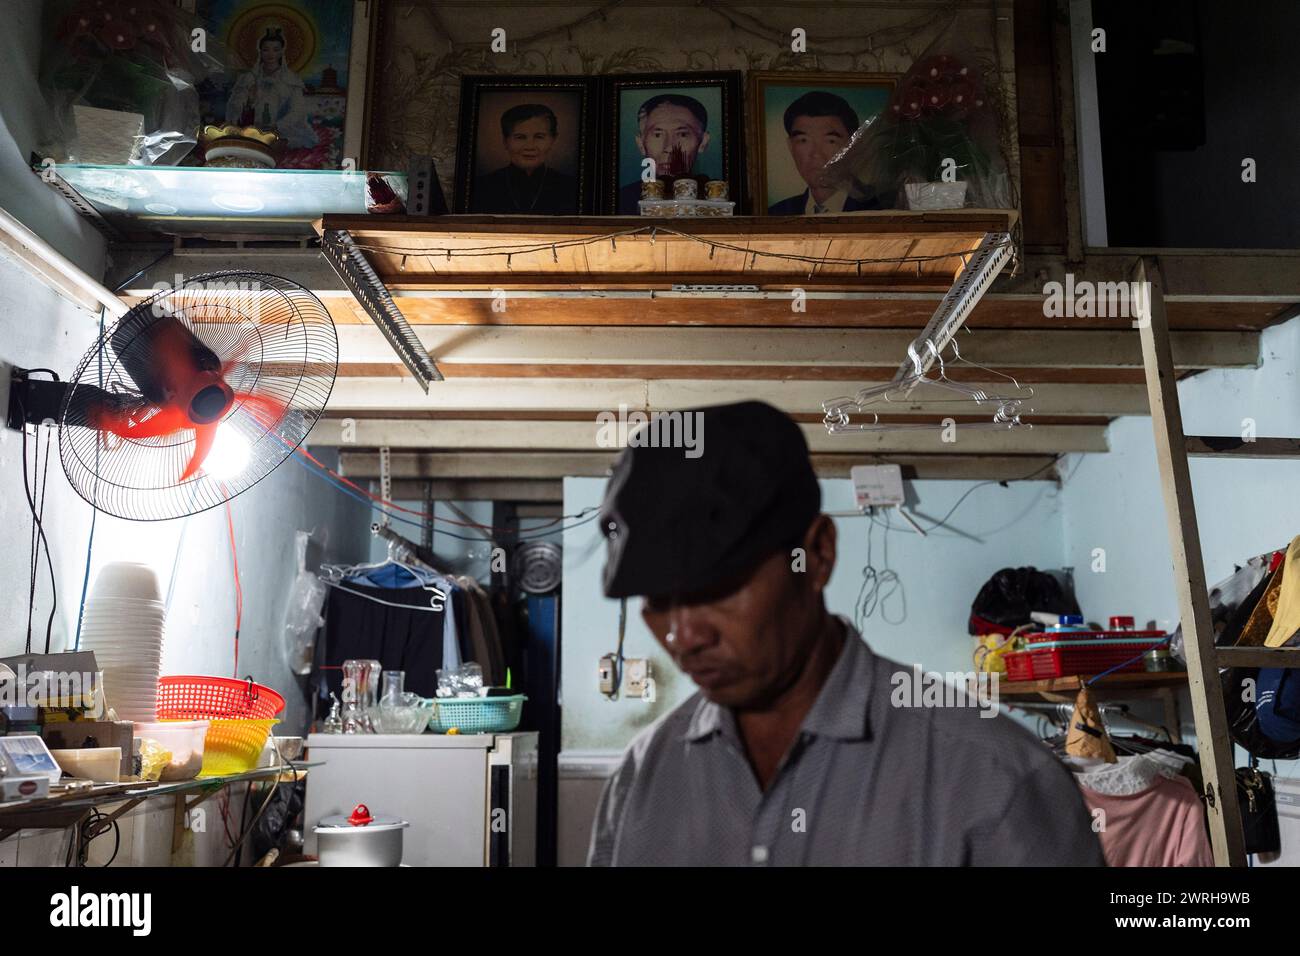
[0,761,319,820]
[49,164,407,238]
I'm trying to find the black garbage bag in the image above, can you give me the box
[968,566,1081,635]
[250,780,305,863]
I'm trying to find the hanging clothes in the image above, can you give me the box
[1066,753,1213,867]
[312,580,448,700]
[454,576,506,686]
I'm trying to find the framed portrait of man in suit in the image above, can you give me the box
[602,72,744,215]
[748,72,895,216]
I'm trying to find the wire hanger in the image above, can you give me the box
[823,337,1033,432]
[320,540,447,611]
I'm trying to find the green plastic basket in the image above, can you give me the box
[429,695,527,734]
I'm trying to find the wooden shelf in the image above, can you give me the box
[998,671,1189,698]
[319,210,1018,291]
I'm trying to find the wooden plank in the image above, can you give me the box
[328,363,1153,385]
[1136,255,1246,867]
[1215,647,1300,669]
[326,210,1017,239]
[1186,436,1300,459]
[380,271,960,291]
[322,295,1291,330]
[330,325,1257,369]
[998,672,1188,697]
[324,409,1112,426]
[388,479,563,502]
[307,418,1106,454]
[324,377,1150,415]
[336,450,1062,482]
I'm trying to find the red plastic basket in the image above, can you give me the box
[156,676,285,720]
[1004,631,1167,681]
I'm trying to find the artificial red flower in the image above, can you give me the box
[948,79,977,109]
[98,21,135,50]
[924,83,951,112]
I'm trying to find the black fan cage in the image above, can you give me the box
[59,271,338,521]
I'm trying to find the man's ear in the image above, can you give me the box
[803,514,837,592]
[698,131,711,154]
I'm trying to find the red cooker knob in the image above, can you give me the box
[348,804,374,826]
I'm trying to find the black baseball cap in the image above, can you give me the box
[599,401,821,599]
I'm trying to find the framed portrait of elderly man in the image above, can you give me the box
[185,0,374,169]
[602,72,745,215]
[454,76,598,215]
[748,72,896,216]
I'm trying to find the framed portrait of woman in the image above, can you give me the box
[453,76,599,216]
[183,0,374,169]
[747,71,896,216]
[601,72,744,215]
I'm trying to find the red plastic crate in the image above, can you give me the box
[1004,630,1167,681]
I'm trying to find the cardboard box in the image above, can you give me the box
[0,652,100,710]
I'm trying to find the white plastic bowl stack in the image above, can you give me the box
[79,562,165,722]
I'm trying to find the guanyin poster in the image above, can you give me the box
[195,0,354,169]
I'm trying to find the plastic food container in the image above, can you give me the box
[134,720,209,781]
[49,747,122,783]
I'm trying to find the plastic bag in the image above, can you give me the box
[281,532,328,677]
[968,567,1081,636]
[821,24,1014,210]
[38,0,224,165]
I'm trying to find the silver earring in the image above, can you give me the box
[666,631,676,645]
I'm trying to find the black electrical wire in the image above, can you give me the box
[224,749,297,867]
[37,427,54,652]
[923,456,1062,532]
[19,403,57,655]
[65,809,120,867]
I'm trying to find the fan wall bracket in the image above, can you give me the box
[6,368,70,430]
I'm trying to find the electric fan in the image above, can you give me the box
[6,272,338,521]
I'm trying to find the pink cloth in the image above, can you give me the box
[1078,774,1213,867]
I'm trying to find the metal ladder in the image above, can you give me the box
[1136,256,1300,866]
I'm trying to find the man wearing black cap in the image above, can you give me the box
[588,401,1104,866]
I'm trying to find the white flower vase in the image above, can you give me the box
[903,181,969,210]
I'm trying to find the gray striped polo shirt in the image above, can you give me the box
[588,621,1106,866]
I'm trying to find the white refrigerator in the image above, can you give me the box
[304,732,538,866]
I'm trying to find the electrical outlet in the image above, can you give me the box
[625,659,651,699]
[598,655,616,695]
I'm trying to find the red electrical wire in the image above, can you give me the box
[223,495,243,677]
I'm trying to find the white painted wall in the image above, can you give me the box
[0,8,373,878]
[561,473,1068,753]
[1060,317,1300,629]
[0,247,371,734]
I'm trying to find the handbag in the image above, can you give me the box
[1236,763,1281,855]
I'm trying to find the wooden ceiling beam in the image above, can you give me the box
[321,295,1289,331]
[387,479,563,502]
[323,377,1149,416]
[336,450,1062,483]
[307,418,1106,454]
[328,325,1257,370]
